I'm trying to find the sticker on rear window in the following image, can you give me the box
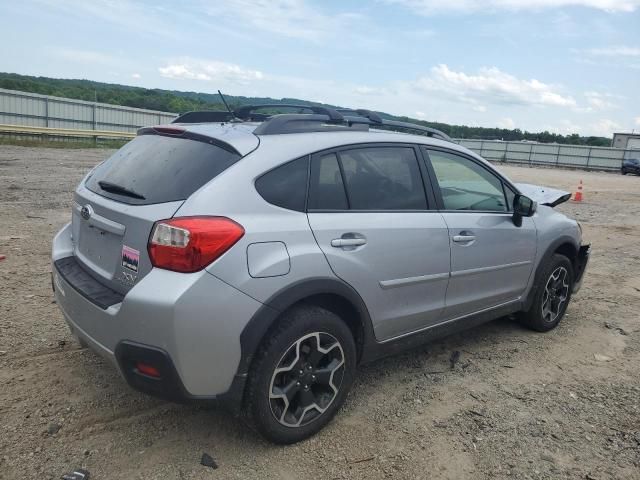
[122,245,140,272]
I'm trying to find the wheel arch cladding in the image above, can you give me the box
[294,292,365,358]
[554,241,578,266]
[238,278,373,378]
[524,235,579,311]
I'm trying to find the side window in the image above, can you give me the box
[338,147,427,210]
[255,156,309,212]
[504,186,516,212]
[426,149,508,212]
[308,153,348,210]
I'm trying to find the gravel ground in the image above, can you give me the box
[0,146,639,480]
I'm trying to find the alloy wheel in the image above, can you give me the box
[269,332,345,428]
[542,266,569,323]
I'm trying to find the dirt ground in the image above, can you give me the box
[1,145,639,480]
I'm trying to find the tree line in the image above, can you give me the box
[0,72,611,146]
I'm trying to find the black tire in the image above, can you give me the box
[244,305,356,444]
[621,169,628,175]
[519,254,574,332]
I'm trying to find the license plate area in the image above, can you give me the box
[76,224,123,279]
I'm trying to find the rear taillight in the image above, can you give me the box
[148,216,244,273]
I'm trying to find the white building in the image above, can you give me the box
[612,132,640,150]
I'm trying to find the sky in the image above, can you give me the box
[1,0,639,137]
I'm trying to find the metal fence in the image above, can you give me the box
[0,88,176,134]
[454,139,637,172]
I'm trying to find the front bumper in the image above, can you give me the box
[51,223,263,400]
[573,244,590,293]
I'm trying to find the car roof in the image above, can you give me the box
[175,122,481,162]
[254,129,460,158]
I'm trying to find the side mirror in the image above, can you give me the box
[513,194,537,227]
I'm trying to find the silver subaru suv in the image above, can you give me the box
[52,106,589,444]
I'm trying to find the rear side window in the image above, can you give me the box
[255,157,309,212]
[86,135,240,205]
[308,153,348,210]
[338,147,427,210]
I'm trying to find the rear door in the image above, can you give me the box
[423,148,537,319]
[306,145,451,341]
[73,133,241,294]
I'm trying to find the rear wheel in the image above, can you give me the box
[244,305,356,444]
[519,254,574,332]
[622,168,628,175]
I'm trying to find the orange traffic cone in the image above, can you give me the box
[573,180,583,202]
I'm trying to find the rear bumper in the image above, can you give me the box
[52,222,263,400]
[573,244,590,293]
[114,341,203,402]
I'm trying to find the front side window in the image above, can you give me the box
[426,149,508,212]
[338,147,427,210]
[504,186,516,211]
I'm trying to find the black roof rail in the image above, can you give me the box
[253,114,368,135]
[235,104,344,122]
[373,119,452,141]
[337,108,383,123]
[172,110,235,123]
[337,108,450,141]
[170,106,451,142]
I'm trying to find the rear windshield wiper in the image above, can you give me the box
[97,180,146,200]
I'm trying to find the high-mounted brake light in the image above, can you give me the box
[152,126,186,136]
[148,216,244,273]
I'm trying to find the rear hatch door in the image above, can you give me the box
[71,190,182,295]
[72,132,242,294]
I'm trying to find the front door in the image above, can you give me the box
[423,148,537,319]
[306,146,451,341]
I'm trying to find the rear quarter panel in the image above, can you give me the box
[174,146,336,305]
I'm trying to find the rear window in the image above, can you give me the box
[86,135,240,205]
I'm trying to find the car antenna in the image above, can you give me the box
[217,90,240,122]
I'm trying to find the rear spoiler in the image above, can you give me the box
[136,126,241,155]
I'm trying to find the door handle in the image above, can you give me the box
[452,235,476,243]
[331,238,367,248]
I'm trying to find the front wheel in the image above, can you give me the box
[621,168,628,175]
[519,254,574,332]
[244,305,356,444]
